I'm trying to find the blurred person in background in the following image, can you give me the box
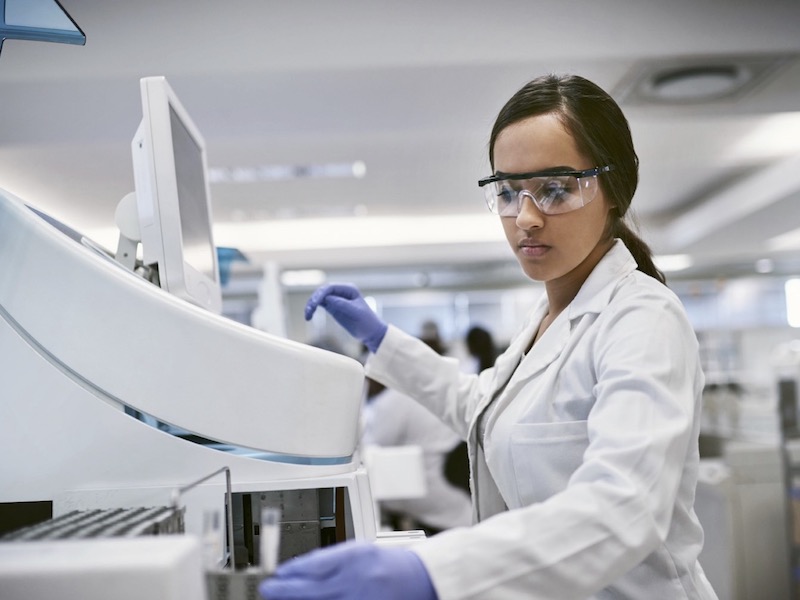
[363,373,472,536]
[362,326,471,535]
[464,325,498,373]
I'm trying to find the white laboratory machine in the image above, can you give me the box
[0,76,383,598]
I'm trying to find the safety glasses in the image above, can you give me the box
[478,165,613,216]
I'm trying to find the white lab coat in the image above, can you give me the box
[363,386,472,530]
[365,241,717,600]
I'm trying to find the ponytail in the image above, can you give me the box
[612,219,665,284]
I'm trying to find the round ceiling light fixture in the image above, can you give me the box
[615,54,793,106]
[643,64,753,102]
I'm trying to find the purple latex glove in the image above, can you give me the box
[259,541,437,600]
[304,284,388,353]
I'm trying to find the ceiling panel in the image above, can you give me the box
[0,0,798,285]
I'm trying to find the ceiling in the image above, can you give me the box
[1,0,800,290]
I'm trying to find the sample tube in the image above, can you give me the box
[260,507,281,574]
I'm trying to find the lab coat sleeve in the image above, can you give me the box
[410,292,704,599]
[365,325,490,440]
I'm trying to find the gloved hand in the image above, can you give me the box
[304,284,388,353]
[259,541,438,600]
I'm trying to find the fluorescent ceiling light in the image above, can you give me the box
[786,279,800,328]
[767,226,800,252]
[653,254,693,272]
[212,214,505,252]
[280,269,327,287]
[82,213,505,260]
[209,161,366,183]
[726,112,800,161]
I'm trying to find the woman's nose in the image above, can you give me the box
[515,191,544,229]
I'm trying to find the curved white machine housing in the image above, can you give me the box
[0,187,377,552]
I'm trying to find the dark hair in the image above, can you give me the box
[466,326,497,372]
[488,73,665,284]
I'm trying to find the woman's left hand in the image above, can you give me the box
[259,541,437,600]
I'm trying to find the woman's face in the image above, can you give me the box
[493,113,612,285]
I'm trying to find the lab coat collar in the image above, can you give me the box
[472,241,638,425]
[566,239,638,322]
[513,240,637,364]
[480,241,638,414]
[505,298,568,386]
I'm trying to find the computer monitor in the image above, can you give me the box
[131,76,222,314]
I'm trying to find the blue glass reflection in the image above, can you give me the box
[1,0,86,53]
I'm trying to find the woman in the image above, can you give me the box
[260,74,717,599]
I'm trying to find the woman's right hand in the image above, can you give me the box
[305,284,388,353]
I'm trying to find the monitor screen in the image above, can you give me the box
[170,106,216,283]
[132,76,222,314]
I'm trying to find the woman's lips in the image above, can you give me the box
[518,240,550,257]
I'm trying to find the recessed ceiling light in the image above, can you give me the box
[614,53,795,105]
[646,65,751,101]
[755,258,774,274]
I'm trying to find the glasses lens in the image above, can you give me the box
[484,174,599,216]
[484,182,519,216]
[532,175,593,215]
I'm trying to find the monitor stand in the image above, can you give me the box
[114,191,140,272]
